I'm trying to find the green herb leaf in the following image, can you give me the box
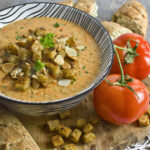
[54,22,60,28]
[33,60,45,71]
[20,27,24,29]
[39,33,55,48]
[82,66,86,70]
[16,35,21,40]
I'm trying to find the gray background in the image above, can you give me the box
[0,0,149,42]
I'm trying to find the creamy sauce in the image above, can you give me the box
[0,17,101,102]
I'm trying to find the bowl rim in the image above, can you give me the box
[0,2,114,105]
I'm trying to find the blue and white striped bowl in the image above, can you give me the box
[0,2,114,116]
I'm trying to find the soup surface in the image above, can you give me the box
[0,17,101,102]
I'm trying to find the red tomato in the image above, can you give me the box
[93,74,149,125]
[111,33,150,80]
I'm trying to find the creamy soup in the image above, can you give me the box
[0,17,101,102]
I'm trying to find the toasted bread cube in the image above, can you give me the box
[59,110,71,119]
[89,116,99,125]
[71,129,82,143]
[64,144,78,150]
[83,123,94,134]
[83,133,96,143]
[58,125,72,138]
[139,115,150,127]
[47,120,60,132]
[76,119,86,128]
[51,135,64,147]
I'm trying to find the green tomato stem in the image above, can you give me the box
[114,46,125,84]
[114,45,132,53]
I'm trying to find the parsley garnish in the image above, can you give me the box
[54,22,60,28]
[20,27,24,29]
[16,35,21,40]
[82,66,86,70]
[33,60,45,71]
[39,33,55,48]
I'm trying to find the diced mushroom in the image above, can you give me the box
[58,79,71,87]
[8,55,19,64]
[43,50,57,61]
[18,48,32,60]
[54,55,64,65]
[0,50,5,57]
[62,62,71,70]
[0,58,3,64]
[76,46,86,51]
[66,37,76,47]
[46,63,63,79]
[57,37,68,44]
[31,40,43,53]
[0,70,6,80]
[31,78,40,89]
[63,69,76,80]
[23,63,31,77]
[16,39,27,47]
[15,77,31,91]
[26,36,35,48]
[35,27,46,36]
[65,47,77,60]
[6,43,19,55]
[37,74,49,87]
[2,63,15,73]
[32,50,42,62]
[57,45,66,58]
[11,68,22,78]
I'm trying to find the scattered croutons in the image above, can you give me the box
[71,129,82,143]
[64,143,78,150]
[76,119,86,128]
[59,110,71,119]
[83,133,96,143]
[51,135,64,147]
[89,116,99,125]
[139,115,150,127]
[47,120,60,132]
[83,123,94,134]
[58,125,72,138]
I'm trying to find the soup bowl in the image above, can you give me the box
[0,2,114,116]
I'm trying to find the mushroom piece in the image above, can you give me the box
[63,69,76,80]
[37,74,49,87]
[65,47,77,60]
[2,63,15,73]
[54,55,64,65]
[32,78,40,89]
[6,43,19,55]
[16,38,27,47]
[15,77,31,91]
[11,68,23,79]
[58,79,71,87]
[66,37,76,47]
[35,27,47,36]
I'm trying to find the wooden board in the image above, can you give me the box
[3,78,145,150]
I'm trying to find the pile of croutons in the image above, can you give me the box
[47,110,99,149]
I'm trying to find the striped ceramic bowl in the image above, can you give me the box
[0,2,114,116]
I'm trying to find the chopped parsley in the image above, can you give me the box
[90,53,93,56]
[39,33,55,48]
[16,35,21,40]
[20,27,24,29]
[85,71,88,74]
[54,22,60,28]
[82,66,86,70]
[60,29,62,32]
[33,60,45,72]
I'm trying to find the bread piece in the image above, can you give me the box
[101,21,132,40]
[58,0,75,7]
[74,0,98,17]
[0,108,40,150]
[112,0,148,37]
